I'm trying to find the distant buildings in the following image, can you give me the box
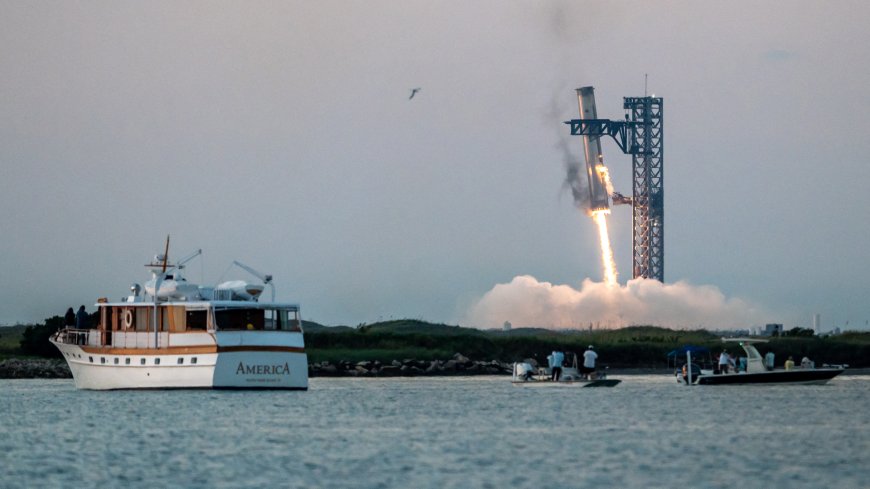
[763,323,783,336]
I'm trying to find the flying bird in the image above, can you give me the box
[409,88,421,100]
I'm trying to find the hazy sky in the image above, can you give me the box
[2,1,869,330]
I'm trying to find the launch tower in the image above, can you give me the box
[566,91,664,282]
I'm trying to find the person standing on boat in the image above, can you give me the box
[718,350,731,374]
[63,307,75,329]
[550,350,564,381]
[764,351,775,371]
[74,305,90,345]
[784,356,795,371]
[75,305,89,329]
[582,345,597,379]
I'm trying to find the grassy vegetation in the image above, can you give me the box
[307,347,457,364]
[0,325,29,354]
[4,318,868,368]
[0,325,39,360]
[304,321,870,368]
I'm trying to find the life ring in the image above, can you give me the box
[123,309,134,328]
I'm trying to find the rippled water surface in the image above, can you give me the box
[1,375,868,488]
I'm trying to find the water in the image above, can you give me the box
[1,375,868,488]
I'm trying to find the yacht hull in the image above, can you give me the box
[51,339,308,390]
[696,368,844,386]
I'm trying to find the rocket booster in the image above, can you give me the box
[576,86,610,212]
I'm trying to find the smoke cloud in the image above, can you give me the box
[544,94,590,211]
[464,275,768,330]
[559,139,590,210]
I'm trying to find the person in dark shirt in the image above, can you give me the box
[64,307,76,328]
[75,305,90,329]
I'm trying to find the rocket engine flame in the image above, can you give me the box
[592,209,618,286]
[595,164,615,196]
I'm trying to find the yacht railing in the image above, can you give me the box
[56,328,171,349]
[56,328,94,346]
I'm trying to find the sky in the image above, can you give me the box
[2,1,869,331]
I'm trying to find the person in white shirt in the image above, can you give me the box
[515,362,534,381]
[582,345,598,379]
[718,350,731,374]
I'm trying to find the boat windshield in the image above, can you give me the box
[739,342,763,360]
[214,307,302,332]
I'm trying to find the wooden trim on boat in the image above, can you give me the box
[79,345,305,355]
[81,345,218,355]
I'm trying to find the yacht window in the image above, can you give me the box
[114,358,119,365]
[191,357,197,365]
[125,358,131,365]
[177,357,183,365]
[101,357,106,364]
[264,309,277,330]
[89,356,93,363]
[214,308,265,331]
[281,309,302,332]
[135,308,149,332]
[186,310,208,330]
[140,358,146,365]
[155,358,161,365]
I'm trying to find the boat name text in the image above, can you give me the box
[236,362,291,376]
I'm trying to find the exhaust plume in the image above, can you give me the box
[464,275,768,330]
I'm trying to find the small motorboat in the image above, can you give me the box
[511,356,620,388]
[675,338,845,386]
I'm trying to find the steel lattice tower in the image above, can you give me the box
[566,92,664,282]
[625,96,664,282]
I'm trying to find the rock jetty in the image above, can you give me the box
[309,352,515,377]
[0,358,72,379]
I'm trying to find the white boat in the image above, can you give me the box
[511,356,620,387]
[676,338,845,386]
[51,241,308,390]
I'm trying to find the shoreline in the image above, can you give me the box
[3,357,867,380]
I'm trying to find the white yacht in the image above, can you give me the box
[51,241,308,390]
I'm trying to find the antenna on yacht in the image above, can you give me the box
[232,260,275,302]
[161,235,170,273]
[153,234,170,349]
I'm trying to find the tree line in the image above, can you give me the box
[11,316,870,368]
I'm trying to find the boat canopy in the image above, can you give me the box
[666,345,709,358]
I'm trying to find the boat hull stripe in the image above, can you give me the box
[80,345,305,355]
